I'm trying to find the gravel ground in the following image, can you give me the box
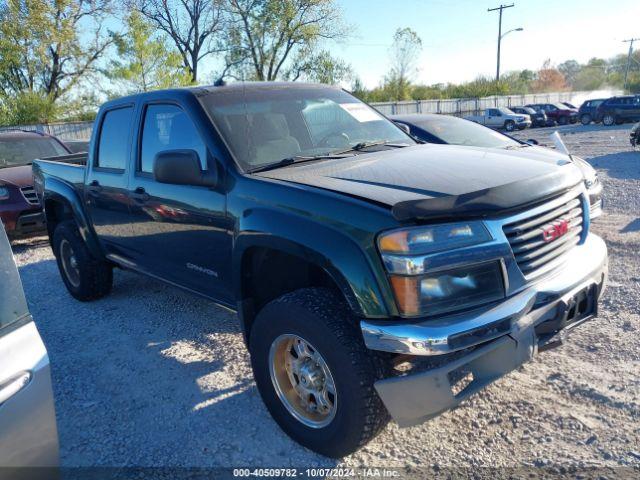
[11,123,640,470]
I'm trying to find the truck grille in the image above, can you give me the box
[503,195,585,278]
[20,186,39,205]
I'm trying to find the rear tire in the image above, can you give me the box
[53,221,113,301]
[602,114,615,126]
[504,120,516,132]
[580,114,592,125]
[249,288,389,458]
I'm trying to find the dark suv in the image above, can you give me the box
[510,106,548,127]
[526,103,578,125]
[578,99,606,125]
[595,95,640,126]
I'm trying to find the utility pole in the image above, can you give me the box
[623,38,639,92]
[488,3,515,82]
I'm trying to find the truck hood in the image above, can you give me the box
[255,144,584,220]
[0,165,34,187]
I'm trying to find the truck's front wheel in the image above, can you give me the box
[53,221,113,301]
[249,288,389,458]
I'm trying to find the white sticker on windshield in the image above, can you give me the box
[339,103,382,122]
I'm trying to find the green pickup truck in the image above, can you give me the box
[33,82,608,457]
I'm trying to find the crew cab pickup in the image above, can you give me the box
[33,83,608,458]
[465,107,531,131]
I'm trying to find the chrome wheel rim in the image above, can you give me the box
[269,334,337,428]
[60,239,81,288]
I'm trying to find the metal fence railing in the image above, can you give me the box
[0,89,624,139]
[369,90,624,117]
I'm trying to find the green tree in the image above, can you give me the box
[107,11,191,93]
[0,91,58,125]
[222,0,347,81]
[289,49,352,84]
[0,0,112,100]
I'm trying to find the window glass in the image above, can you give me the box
[140,104,207,173]
[201,87,413,170]
[97,107,133,170]
[409,115,520,148]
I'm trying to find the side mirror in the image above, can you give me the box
[526,139,539,145]
[395,122,411,135]
[153,149,217,187]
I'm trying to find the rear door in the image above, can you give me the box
[85,105,135,257]
[0,225,58,468]
[123,102,233,304]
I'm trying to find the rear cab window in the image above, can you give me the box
[96,106,134,171]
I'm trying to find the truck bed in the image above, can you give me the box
[33,153,87,188]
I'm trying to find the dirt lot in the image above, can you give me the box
[11,123,640,469]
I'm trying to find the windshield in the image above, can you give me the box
[409,115,520,149]
[498,107,514,115]
[200,85,414,171]
[0,135,67,168]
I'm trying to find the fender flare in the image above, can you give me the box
[233,208,392,321]
[41,178,102,258]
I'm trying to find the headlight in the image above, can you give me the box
[378,223,504,317]
[0,185,9,200]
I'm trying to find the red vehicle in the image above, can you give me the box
[0,131,69,237]
[526,103,579,125]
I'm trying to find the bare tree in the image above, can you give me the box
[136,0,224,82]
[384,27,422,99]
[222,0,346,81]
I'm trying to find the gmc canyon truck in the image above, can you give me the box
[33,83,608,458]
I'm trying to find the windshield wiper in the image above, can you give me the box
[330,140,409,156]
[248,153,353,173]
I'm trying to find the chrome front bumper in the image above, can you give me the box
[362,234,607,356]
[363,234,607,427]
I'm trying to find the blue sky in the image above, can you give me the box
[326,0,640,87]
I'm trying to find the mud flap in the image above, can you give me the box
[375,330,536,428]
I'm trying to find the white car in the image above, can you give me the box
[465,107,531,131]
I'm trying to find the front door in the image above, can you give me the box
[85,105,135,257]
[0,225,58,468]
[123,103,233,304]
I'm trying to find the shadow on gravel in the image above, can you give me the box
[17,257,337,467]
[587,151,640,181]
[621,218,640,233]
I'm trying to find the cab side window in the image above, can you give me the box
[140,104,208,174]
[96,107,134,170]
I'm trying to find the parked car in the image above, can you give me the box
[465,107,531,131]
[34,83,608,458]
[63,139,90,153]
[578,99,606,125]
[595,95,640,126]
[631,122,640,148]
[0,131,70,237]
[390,113,603,219]
[510,106,548,128]
[526,103,578,125]
[0,222,59,469]
[561,102,578,110]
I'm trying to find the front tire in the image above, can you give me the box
[602,114,616,126]
[580,114,592,125]
[249,288,389,458]
[53,221,113,301]
[504,120,516,132]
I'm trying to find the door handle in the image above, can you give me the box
[0,372,31,405]
[131,187,149,202]
[87,180,102,195]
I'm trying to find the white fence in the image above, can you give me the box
[0,89,624,140]
[370,90,624,116]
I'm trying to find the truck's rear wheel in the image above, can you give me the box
[249,288,389,458]
[53,221,112,301]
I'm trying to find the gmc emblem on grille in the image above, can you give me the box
[542,219,570,242]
